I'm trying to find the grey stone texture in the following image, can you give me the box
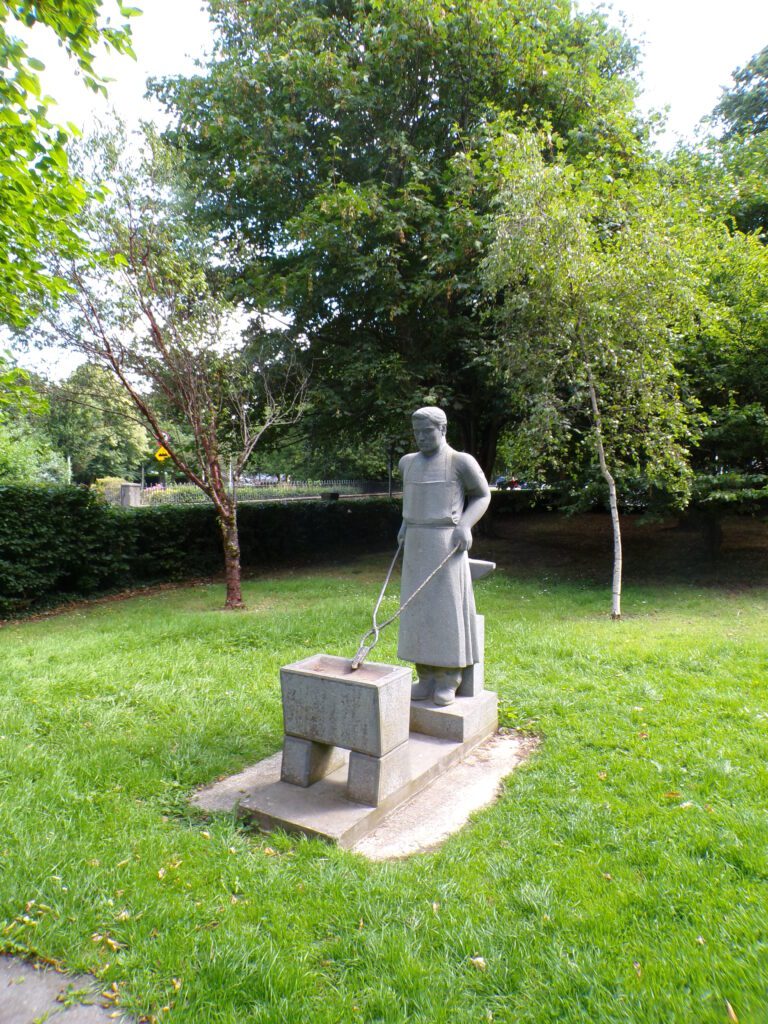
[280,735,346,787]
[347,740,411,806]
[396,406,492,706]
[118,483,142,508]
[195,687,499,847]
[409,690,498,744]
[458,614,485,697]
[280,654,411,757]
[0,956,134,1023]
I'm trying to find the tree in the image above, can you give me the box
[679,220,768,474]
[0,353,66,481]
[482,134,702,618]
[714,45,768,139]
[0,352,43,419]
[152,0,646,473]
[0,416,67,483]
[28,129,307,608]
[0,0,136,327]
[42,363,152,483]
[668,51,768,476]
[707,45,768,239]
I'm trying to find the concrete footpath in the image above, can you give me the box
[0,957,134,1024]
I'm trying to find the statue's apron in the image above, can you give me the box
[397,447,478,668]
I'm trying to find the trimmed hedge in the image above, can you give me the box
[0,486,401,617]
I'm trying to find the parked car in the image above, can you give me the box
[494,475,519,490]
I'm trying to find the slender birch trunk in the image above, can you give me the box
[586,368,622,620]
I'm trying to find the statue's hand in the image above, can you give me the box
[397,522,407,545]
[452,524,472,551]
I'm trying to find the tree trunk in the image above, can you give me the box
[587,372,622,620]
[218,506,244,609]
[455,413,502,479]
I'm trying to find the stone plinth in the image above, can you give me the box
[409,689,498,743]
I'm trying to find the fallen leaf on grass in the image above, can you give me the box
[633,961,642,978]
[597,772,607,781]
[663,791,682,800]
[469,955,487,971]
[726,999,738,1022]
[697,936,706,945]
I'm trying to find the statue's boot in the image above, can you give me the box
[433,669,462,706]
[411,665,435,701]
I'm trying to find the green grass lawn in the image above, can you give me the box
[1,518,767,1023]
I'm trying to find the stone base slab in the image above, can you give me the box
[191,702,497,848]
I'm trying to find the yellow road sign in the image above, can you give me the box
[155,446,171,462]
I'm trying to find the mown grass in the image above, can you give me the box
[0,521,767,1023]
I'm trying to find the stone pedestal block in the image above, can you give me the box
[410,690,498,744]
[281,654,411,757]
[347,740,411,806]
[458,615,485,697]
[280,736,346,787]
[119,482,142,507]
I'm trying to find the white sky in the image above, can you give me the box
[577,0,768,149]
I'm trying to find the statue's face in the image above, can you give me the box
[412,418,445,455]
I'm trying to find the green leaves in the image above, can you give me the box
[0,1,136,327]
[0,353,46,421]
[482,131,702,502]
[152,0,646,470]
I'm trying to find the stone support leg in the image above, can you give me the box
[346,740,411,806]
[281,736,346,788]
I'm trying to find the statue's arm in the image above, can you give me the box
[452,455,491,551]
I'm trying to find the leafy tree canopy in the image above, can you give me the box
[153,0,646,472]
[482,132,706,506]
[42,362,152,483]
[714,45,768,139]
[0,0,136,326]
[0,351,44,420]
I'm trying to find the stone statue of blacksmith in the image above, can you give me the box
[397,407,491,706]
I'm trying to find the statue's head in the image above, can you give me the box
[412,406,447,455]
